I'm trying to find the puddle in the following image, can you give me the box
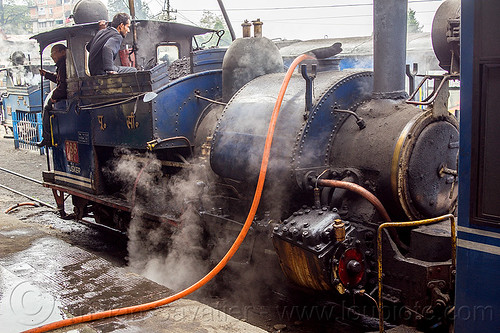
[0,229,38,237]
[0,266,64,333]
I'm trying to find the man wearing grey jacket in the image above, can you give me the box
[86,13,137,75]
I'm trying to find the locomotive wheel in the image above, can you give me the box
[93,204,130,231]
[72,196,88,220]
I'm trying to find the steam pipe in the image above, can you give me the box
[217,0,236,41]
[332,109,366,130]
[130,159,152,208]
[5,202,38,214]
[373,0,408,98]
[128,0,138,58]
[316,179,391,222]
[316,178,410,252]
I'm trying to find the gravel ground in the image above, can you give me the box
[0,127,128,265]
[0,130,55,211]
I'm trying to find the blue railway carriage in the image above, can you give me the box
[5,83,50,153]
[0,65,51,148]
[31,20,222,219]
[455,0,500,331]
[2,84,43,140]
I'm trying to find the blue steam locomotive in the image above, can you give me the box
[31,0,493,331]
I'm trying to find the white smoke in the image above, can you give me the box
[106,150,215,290]
[0,37,39,69]
[7,66,42,86]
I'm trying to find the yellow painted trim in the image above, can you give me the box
[54,170,92,183]
[54,175,92,188]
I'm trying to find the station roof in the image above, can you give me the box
[278,32,433,58]
[31,20,215,52]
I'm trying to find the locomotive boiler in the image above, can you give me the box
[34,0,460,330]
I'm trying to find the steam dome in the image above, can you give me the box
[73,0,108,24]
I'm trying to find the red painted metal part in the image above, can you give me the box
[51,188,66,217]
[338,248,365,287]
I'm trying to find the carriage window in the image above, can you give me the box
[472,64,500,228]
[157,44,179,66]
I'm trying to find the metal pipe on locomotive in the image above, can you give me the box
[34,0,461,329]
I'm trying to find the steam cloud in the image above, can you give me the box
[6,66,41,87]
[106,143,286,307]
[107,150,214,290]
[0,37,39,69]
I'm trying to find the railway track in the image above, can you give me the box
[0,166,126,235]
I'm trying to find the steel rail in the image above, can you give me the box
[0,168,128,236]
[0,181,125,235]
[80,217,127,236]
[0,183,55,209]
[0,166,43,185]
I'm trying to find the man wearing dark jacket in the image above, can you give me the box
[86,13,137,75]
[37,44,67,147]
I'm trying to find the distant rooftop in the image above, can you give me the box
[278,32,433,58]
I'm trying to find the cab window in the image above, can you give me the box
[157,44,179,66]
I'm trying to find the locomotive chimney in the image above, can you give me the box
[373,0,408,98]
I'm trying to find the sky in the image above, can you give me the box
[127,0,446,40]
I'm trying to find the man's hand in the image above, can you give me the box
[39,69,46,76]
[98,20,108,30]
[50,98,56,103]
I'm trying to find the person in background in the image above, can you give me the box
[37,44,67,147]
[86,12,137,75]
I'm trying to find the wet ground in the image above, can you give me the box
[0,212,266,333]
[0,128,415,333]
[0,130,128,266]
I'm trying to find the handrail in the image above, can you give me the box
[377,214,456,332]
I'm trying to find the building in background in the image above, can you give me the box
[29,0,76,33]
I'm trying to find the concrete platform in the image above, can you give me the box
[0,213,266,333]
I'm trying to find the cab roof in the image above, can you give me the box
[31,20,215,51]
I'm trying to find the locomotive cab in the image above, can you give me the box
[32,19,225,221]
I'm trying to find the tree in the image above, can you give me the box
[0,0,32,34]
[198,10,232,47]
[107,0,151,20]
[407,8,423,33]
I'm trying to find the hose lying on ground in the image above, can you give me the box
[5,202,38,214]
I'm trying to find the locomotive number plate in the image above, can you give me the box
[65,140,79,163]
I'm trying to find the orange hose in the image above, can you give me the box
[4,202,38,214]
[23,53,314,333]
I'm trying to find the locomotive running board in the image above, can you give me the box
[42,180,180,226]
